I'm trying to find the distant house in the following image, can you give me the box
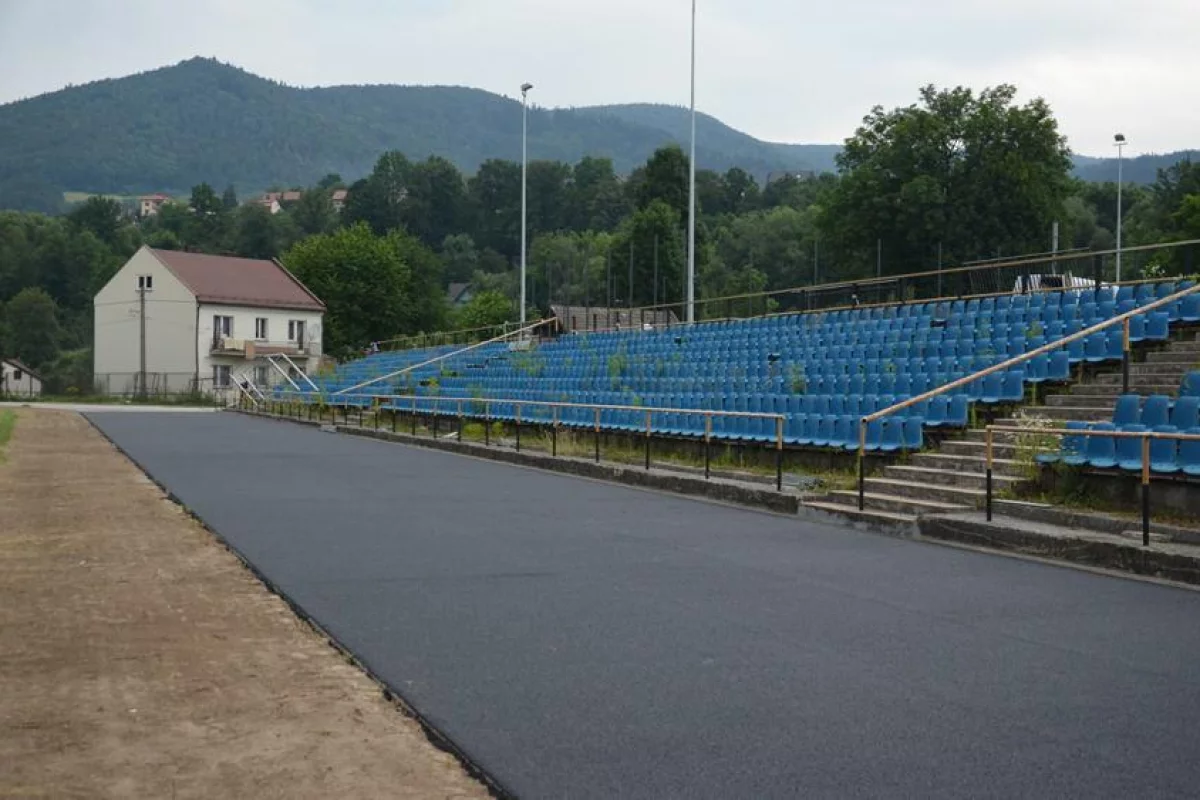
[765,170,816,184]
[331,188,348,212]
[93,246,326,398]
[138,193,171,217]
[255,194,283,215]
[0,358,43,398]
[447,282,474,307]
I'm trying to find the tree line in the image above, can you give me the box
[2,83,1198,392]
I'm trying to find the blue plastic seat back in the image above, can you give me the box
[1150,425,1180,473]
[1181,427,1200,476]
[1141,395,1171,428]
[1171,396,1200,430]
[1085,422,1117,468]
[1115,424,1147,471]
[1060,420,1090,465]
[1181,372,1200,398]
[1112,394,1141,427]
[902,418,923,450]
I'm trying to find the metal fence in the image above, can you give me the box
[92,372,217,400]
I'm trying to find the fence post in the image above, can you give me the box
[392,405,398,433]
[1093,253,1103,302]
[644,411,652,470]
[552,406,559,457]
[594,408,601,463]
[433,407,439,439]
[857,419,867,511]
[704,415,712,479]
[484,402,490,446]
[458,400,464,441]
[775,417,784,492]
[1142,435,1151,547]
[411,397,417,436]
[985,427,994,522]
[358,405,364,428]
[515,404,522,452]
[1122,318,1131,394]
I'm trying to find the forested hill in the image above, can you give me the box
[0,58,838,213]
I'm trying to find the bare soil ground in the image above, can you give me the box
[0,410,489,799]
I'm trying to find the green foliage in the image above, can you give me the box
[282,223,421,355]
[453,290,514,330]
[0,409,14,460]
[821,84,1073,277]
[4,287,62,367]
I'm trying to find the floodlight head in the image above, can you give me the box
[521,82,534,94]
[1114,133,1126,143]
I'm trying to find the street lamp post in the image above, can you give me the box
[521,82,534,325]
[1115,133,1126,283]
[686,0,697,324]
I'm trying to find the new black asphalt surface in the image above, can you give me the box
[89,412,1200,799]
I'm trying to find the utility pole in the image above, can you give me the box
[137,285,147,399]
[686,0,697,323]
[520,82,534,325]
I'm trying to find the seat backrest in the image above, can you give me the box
[1180,427,1200,471]
[1141,395,1171,428]
[1086,422,1117,459]
[1171,396,1200,430]
[1113,394,1141,426]
[1151,425,1180,468]
[1116,423,1147,464]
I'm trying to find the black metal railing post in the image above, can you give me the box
[411,397,417,436]
[857,419,866,511]
[775,417,784,492]
[594,408,601,463]
[552,406,558,457]
[704,415,712,480]
[1122,319,1131,394]
[484,402,490,446]
[515,405,521,452]
[644,411,652,470]
[1142,435,1151,547]
[985,427,994,522]
[458,400,464,441]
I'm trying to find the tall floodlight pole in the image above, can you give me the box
[521,82,534,325]
[686,0,697,323]
[1114,133,1126,283]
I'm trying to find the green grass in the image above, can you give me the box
[0,410,16,462]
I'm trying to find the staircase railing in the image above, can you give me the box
[983,424,1200,546]
[854,280,1200,510]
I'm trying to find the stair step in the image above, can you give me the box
[1145,351,1200,365]
[1044,393,1114,408]
[1095,368,1188,383]
[862,477,987,506]
[1070,383,1179,396]
[884,465,1021,490]
[909,453,1027,476]
[939,439,1023,459]
[802,501,917,526]
[1002,406,1111,421]
[823,490,971,516]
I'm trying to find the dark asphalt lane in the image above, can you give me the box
[88,412,1200,799]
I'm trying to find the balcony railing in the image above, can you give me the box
[211,337,309,357]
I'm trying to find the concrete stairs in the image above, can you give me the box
[804,330,1200,527]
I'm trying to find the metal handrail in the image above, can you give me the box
[983,423,1200,546]
[853,279,1200,510]
[268,390,789,490]
[333,318,553,396]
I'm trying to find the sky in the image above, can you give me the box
[0,0,1196,157]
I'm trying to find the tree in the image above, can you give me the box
[291,186,338,237]
[636,145,690,221]
[442,233,479,282]
[527,160,572,235]
[390,230,448,334]
[68,196,125,247]
[282,223,416,355]
[402,156,468,247]
[722,168,760,215]
[453,290,514,330]
[611,201,685,308]
[569,156,628,231]
[821,84,1072,276]
[221,185,239,210]
[468,159,521,259]
[4,287,61,366]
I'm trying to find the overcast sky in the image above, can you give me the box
[0,0,1196,157]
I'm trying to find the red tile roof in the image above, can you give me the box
[148,248,325,311]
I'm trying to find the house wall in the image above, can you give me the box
[93,247,198,395]
[0,362,42,397]
[198,303,324,389]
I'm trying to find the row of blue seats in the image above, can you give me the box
[1043,422,1200,476]
[1110,395,1200,431]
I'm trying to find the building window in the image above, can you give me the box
[137,274,153,291]
[253,366,269,386]
[288,320,306,344]
[212,365,231,388]
[255,318,269,340]
[214,315,233,337]
[13,369,23,381]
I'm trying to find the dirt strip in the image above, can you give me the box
[0,410,488,799]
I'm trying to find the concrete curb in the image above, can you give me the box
[918,514,1200,587]
[233,410,801,516]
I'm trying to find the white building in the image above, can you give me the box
[93,246,325,398]
[0,358,43,398]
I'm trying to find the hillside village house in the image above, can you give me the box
[138,193,171,217]
[0,358,43,398]
[93,246,325,398]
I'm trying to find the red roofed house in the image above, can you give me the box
[93,246,325,397]
[139,193,172,217]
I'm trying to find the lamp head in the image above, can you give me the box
[1114,133,1126,144]
[521,82,534,94]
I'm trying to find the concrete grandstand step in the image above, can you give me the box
[883,465,1021,491]
[822,491,971,516]
[1145,351,1200,365]
[938,439,1024,460]
[1069,382,1180,397]
[1002,405,1112,421]
[1043,393,1115,409]
[802,501,917,526]
[862,477,986,506]
[908,453,1026,476]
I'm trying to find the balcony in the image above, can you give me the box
[211,336,310,358]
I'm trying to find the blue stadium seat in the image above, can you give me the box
[1141,395,1171,428]
[1112,394,1141,427]
[1150,425,1181,474]
[1180,371,1200,398]
[1171,396,1200,430]
[1085,422,1118,469]
[1181,427,1200,477]
[1040,420,1089,465]
[1116,424,1148,472]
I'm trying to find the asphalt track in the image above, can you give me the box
[88,411,1200,799]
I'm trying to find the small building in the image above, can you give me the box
[92,246,326,398]
[0,358,43,398]
[331,188,348,213]
[138,193,171,217]
[447,282,474,308]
